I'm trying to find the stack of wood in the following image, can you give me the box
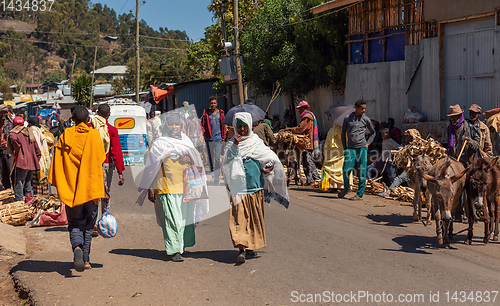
[351,178,385,194]
[389,186,415,203]
[0,189,14,204]
[29,195,62,217]
[0,200,29,226]
[392,136,447,170]
[276,130,311,151]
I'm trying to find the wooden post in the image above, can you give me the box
[90,46,97,108]
[135,0,140,104]
[234,0,244,105]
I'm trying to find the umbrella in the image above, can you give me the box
[324,105,354,126]
[222,104,266,126]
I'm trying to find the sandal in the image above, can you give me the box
[73,248,85,272]
[171,253,184,262]
[237,250,246,263]
[246,249,257,257]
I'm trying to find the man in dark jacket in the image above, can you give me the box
[9,116,41,201]
[339,100,375,200]
[200,96,226,184]
[447,104,480,166]
[0,104,15,189]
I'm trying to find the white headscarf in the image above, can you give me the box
[136,133,209,227]
[222,112,289,208]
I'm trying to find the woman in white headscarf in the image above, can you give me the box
[222,112,289,263]
[137,112,209,262]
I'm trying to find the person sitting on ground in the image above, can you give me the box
[388,118,402,144]
[49,106,107,272]
[367,128,401,185]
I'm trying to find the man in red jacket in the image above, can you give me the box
[200,96,226,184]
[90,104,125,214]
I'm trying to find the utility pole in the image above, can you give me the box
[135,0,140,104]
[90,46,97,108]
[233,0,244,105]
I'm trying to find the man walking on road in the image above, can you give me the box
[49,106,106,272]
[467,104,493,158]
[200,96,226,184]
[339,100,375,200]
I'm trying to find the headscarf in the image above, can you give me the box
[28,117,40,127]
[263,119,272,129]
[447,113,465,150]
[165,113,182,140]
[222,112,289,208]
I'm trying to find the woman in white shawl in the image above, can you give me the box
[222,112,289,263]
[28,117,50,196]
[137,112,208,262]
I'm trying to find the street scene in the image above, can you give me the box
[1,0,500,305]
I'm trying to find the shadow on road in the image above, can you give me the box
[109,248,248,265]
[366,213,415,227]
[44,226,68,232]
[10,260,103,278]
[381,235,440,254]
[109,248,166,261]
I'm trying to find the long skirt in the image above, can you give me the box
[156,194,195,255]
[229,190,266,250]
[32,170,48,196]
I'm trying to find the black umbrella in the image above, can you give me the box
[324,105,354,126]
[222,104,266,126]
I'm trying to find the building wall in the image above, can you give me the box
[173,81,220,117]
[424,0,500,21]
[344,61,407,128]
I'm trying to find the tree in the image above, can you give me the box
[183,39,218,79]
[240,0,348,99]
[44,71,67,84]
[72,73,93,106]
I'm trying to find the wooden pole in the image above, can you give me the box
[234,0,244,105]
[457,139,468,160]
[90,46,97,108]
[135,0,140,104]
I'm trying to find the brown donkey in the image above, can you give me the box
[420,157,466,247]
[452,156,500,244]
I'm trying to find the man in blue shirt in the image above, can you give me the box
[200,96,226,184]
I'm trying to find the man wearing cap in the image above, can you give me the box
[447,104,480,166]
[288,101,321,186]
[468,104,493,158]
[339,100,375,201]
[0,104,15,189]
[8,116,41,201]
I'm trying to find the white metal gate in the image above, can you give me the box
[444,18,497,112]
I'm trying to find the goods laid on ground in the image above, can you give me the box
[393,136,446,170]
[29,195,67,227]
[276,130,311,151]
[351,178,385,194]
[389,186,416,203]
[0,201,30,226]
[0,189,14,204]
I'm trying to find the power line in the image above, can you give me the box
[140,35,191,42]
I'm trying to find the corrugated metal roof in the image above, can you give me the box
[311,0,365,14]
[91,65,127,75]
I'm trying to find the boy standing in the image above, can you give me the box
[49,106,106,272]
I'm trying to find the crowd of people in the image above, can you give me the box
[4,95,498,271]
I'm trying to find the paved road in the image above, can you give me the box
[12,169,500,305]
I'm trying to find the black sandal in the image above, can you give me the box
[171,253,184,262]
[237,250,245,263]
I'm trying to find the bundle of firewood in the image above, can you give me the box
[0,201,30,226]
[29,195,62,217]
[389,186,415,202]
[393,136,446,170]
[276,130,311,151]
[351,178,385,194]
[0,189,14,204]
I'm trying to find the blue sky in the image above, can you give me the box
[96,0,214,41]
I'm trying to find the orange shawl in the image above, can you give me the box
[49,123,106,207]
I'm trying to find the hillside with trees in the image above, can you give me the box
[0,0,193,93]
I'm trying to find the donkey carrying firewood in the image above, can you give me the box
[451,156,500,244]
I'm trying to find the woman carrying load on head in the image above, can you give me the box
[137,112,209,262]
[222,112,289,263]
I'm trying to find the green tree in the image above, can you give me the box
[72,73,93,106]
[240,0,348,98]
[44,70,67,83]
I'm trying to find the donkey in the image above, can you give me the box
[420,157,466,247]
[276,141,303,186]
[408,155,433,225]
[451,156,500,244]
